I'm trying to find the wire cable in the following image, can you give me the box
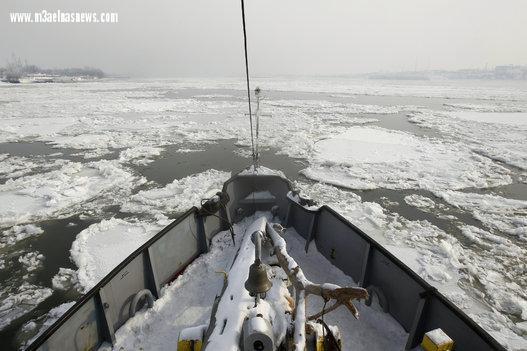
[240,0,256,167]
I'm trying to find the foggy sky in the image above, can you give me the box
[1,0,526,77]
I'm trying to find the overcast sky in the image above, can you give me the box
[2,0,526,77]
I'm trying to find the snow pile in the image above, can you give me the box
[409,110,527,170]
[121,169,230,216]
[438,191,527,239]
[70,218,165,292]
[0,283,53,331]
[302,126,511,192]
[0,224,43,248]
[0,160,145,226]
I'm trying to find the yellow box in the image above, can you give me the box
[177,339,202,351]
[421,328,454,351]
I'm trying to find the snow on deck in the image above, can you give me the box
[98,214,406,350]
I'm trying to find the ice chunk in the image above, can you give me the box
[51,268,80,291]
[118,146,164,165]
[438,191,527,240]
[0,224,43,248]
[0,283,53,331]
[453,112,527,126]
[404,194,436,211]
[19,301,75,349]
[18,251,45,272]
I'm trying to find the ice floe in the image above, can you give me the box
[438,191,527,240]
[302,126,511,192]
[70,218,164,292]
[409,110,527,170]
[404,194,436,211]
[19,301,75,349]
[121,169,230,216]
[18,251,45,272]
[118,146,164,165]
[0,283,53,331]
[0,224,43,248]
[51,268,80,292]
[0,160,145,227]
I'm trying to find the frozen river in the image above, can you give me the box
[0,77,526,350]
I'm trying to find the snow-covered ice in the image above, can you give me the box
[0,224,43,248]
[409,110,527,170]
[302,126,511,192]
[18,251,45,272]
[19,302,75,349]
[70,218,164,292]
[121,169,230,216]
[51,268,80,291]
[0,160,145,227]
[1,78,526,349]
[0,283,53,331]
[438,190,527,240]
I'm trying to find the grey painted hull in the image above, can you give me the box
[26,171,505,351]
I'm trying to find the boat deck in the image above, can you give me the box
[98,215,408,350]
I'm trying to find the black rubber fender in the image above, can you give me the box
[365,285,389,313]
[129,289,155,317]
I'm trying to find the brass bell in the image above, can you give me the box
[245,260,272,296]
